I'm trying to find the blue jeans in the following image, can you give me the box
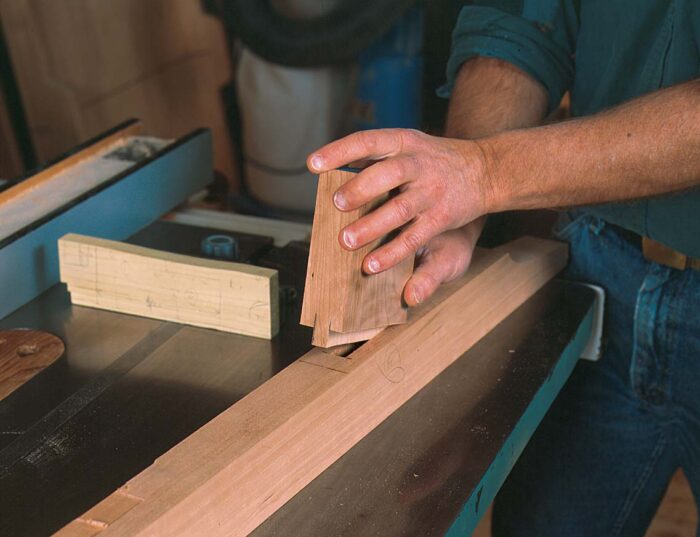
[492,213,700,537]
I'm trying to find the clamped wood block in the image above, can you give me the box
[301,168,414,348]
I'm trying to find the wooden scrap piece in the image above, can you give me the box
[300,169,414,347]
[58,236,567,537]
[58,234,279,339]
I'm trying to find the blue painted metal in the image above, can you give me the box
[445,301,595,536]
[337,166,363,174]
[352,6,424,130]
[0,130,213,319]
[201,234,239,261]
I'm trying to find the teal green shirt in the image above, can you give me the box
[441,1,700,257]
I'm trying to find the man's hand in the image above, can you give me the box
[306,58,549,307]
[309,71,700,308]
[403,218,485,306]
[307,130,493,278]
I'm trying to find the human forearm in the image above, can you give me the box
[443,58,549,247]
[387,58,548,304]
[305,60,553,277]
[446,57,548,139]
[307,27,700,279]
[481,78,700,212]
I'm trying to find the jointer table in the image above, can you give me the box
[0,218,595,537]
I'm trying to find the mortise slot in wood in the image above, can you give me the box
[323,341,364,358]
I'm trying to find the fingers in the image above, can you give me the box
[362,215,442,275]
[333,156,419,211]
[307,129,424,172]
[339,191,427,250]
[402,228,477,306]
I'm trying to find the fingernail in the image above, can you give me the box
[310,154,324,171]
[333,191,348,210]
[367,258,380,273]
[342,229,356,248]
[412,287,423,304]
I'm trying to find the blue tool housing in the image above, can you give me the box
[0,129,214,319]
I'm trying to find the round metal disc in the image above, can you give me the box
[0,329,65,401]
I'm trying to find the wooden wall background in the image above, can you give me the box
[0,83,23,178]
[0,0,236,183]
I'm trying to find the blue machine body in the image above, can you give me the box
[0,130,214,319]
[353,6,424,130]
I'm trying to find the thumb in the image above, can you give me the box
[403,229,476,307]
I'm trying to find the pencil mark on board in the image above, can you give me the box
[378,343,405,383]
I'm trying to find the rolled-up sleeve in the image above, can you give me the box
[439,1,578,113]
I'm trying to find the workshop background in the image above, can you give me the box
[0,0,695,535]
[0,0,459,217]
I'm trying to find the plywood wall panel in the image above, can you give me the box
[0,0,237,183]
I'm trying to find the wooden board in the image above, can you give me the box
[0,0,237,186]
[58,234,279,339]
[58,236,567,537]
[301,169,414,347]
[0,329,65,401]
[0,121,144,241]
[0,121,141,209]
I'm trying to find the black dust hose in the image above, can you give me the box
[226,0,419,67]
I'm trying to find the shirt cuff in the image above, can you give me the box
[439,6,574,114]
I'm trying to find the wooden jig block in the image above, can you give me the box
[300,169,414,347]
[58,234,279,339]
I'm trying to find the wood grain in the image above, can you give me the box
[58,236,567,537]
[55,491,142,537]
[0,0,237,184]
[0,121,140,214]
[59,234,279,339]
[301,169,414,347]
[0,329,65,401]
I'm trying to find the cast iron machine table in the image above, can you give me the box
[0,221,594,536]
